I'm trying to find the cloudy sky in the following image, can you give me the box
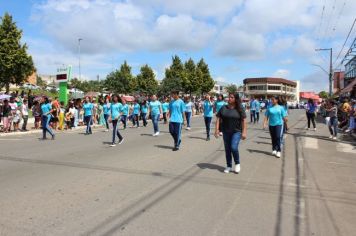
[1,0,355,92]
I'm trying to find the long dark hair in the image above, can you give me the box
[230,93,242,114]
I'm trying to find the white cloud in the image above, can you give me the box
[300,71,329,92]
[273,69,290,79]
[215,30,265,60]
[294,35,317,57]
[280,59,294,65]
[270,37,295,54]
[215,76,226,82]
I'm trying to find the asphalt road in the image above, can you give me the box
[0,110,355,236]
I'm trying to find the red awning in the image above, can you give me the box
[122,96,135,102]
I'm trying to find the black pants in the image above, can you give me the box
[269,125,282,152]
[104,114,109,129]
[22,115,28,130]
[163,112,167,124]
[120,115,127,129]
[112,119,123,144]
[250,110,256,123]
[307,113,316,128]
[204,117,212,138]
[255,112,260,123]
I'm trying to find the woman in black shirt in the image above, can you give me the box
[215,93,247,173]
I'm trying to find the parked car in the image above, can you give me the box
[21,83,40,90]
[45,86,59,92]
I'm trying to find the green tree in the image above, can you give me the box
[225,84,238,94]
[197,58,214,95]
[0,13,35,92]
[182,58,198,95]
[104,61,134,94]
[36,76,47,88]
[70,78,82,90]
[160,55,184,95]
[319,91,328,99]
[136,64,158,95]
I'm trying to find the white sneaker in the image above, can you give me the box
[272,150,277,156]
[224,167,232,173]
[155,132,160,136]
[110,143,116,147]
[276,152,281,158]
[105,129,109,132]
[313,128,316,131]
[219,132,223,136]
[329,135,333,139]
[235,164,240,173]
[152,133,157,137]
[332,136,337,140]
[186,127,191,130]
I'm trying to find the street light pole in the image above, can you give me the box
[315,48,333,96]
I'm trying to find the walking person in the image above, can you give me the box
[109,95,124,147]
[120,99,129,129]
[40,97,55,140]
[214,94,226,136]
[215,93,247,173]
[327,100,338,140]
[20,98,29,131]
[162,98,169,124]
[168,91,185,151]
[141,100,148,127]
[132,100,140,128]
[1,100,11,133]
[83,96,94,135]
[249,97,256,123]
[149,95,162,136]
[306,98,317,131]
[103,96,111,131]
[255,99,261,123]
[184,96,194,130]
[263,96,287,158]
[203,95,214,141]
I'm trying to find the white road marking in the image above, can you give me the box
[303,137,318,149]
[336,143,356,154]
[328,162,350,166]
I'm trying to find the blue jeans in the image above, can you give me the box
[169,122,182,148]
[133,114,139,127]
[329,117,338,136]
[269,125,283,152]
[141,113,147,127]
[222,132,241,167]
[41,115,54,138]
[250,110,256,123]
[152,114,160,133]
[84,115,92,134]
[185,112,192,127]
[120,115,127,129]
[112,119,123,144]
[204,117,212,138]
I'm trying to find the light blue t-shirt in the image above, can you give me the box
[121,104,129,116]
[41,103,52,115]
[141,104,148,114]
[162,102,169,113]
[265,105,287,126]
[203,101,213,117]
[133,104,140,115]
[255,101,261,112]
[169,99,185,123]
[185,102,193,113]
[150,101,161,116]
[250,100,256,111]
[111,103,122,120]
[215,101,226,113]
[103,103,111,115]
[83,103,94,116]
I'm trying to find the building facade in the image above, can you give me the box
[243,77,299,101]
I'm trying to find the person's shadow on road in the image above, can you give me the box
[197,163,225,173]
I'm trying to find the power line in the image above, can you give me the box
[334,18,356,68]
[316,3,326,42]
[326,0,347,45]
[323,0,337,41]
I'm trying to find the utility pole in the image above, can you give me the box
[315,48,333,96]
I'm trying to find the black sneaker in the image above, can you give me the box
[51,135,55,140]
[172,147,179,151]
[118,138,124,144]
[206,137,210,141]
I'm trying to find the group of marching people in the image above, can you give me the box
[39,91,292,174]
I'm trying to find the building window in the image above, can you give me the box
[248,85,266,90]
[268,86,281,91]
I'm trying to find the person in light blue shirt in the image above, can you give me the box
[184,96,194,130]
[162,98,169,124]
[141,100,149,127]
[249,98,257,123]
[263,96,287,158]
[83,97,94,135]
[103,96,111,131]
[149,95,163,136]
[214,94,226,135]
[203,95,214,141]
[255,99,261,123]
[132,101,141,128]
[120,99,129,129]
[40,96,55,140]
[109,95,124,147]
[168,91,185,151]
